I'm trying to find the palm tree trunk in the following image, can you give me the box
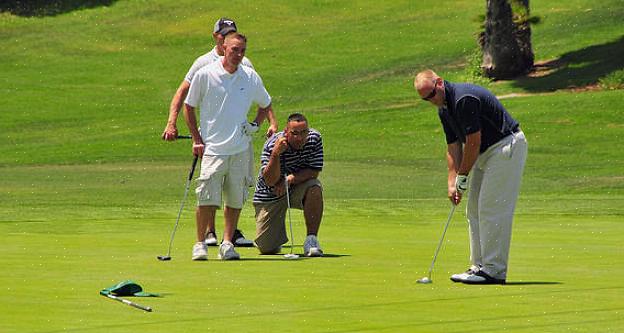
[481,0,534,79]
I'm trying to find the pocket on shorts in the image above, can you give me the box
[195,177,212,201]
[245,176,256,188]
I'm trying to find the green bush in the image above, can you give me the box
[599,69,624,89]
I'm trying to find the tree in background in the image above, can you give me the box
[480,0,535,79]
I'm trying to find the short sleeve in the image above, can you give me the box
[457,96,481,135]
[251,72,271,108]
[184,71,206,108]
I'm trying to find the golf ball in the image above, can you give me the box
[417,277,432,284]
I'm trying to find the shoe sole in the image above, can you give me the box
[461,280,506,285]
[192,255,207,261]
[233,240,255,247]
[218,255,240,260]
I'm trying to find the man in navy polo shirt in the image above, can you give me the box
[253,113,325,257]
[414,69,528,284]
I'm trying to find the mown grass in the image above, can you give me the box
[1,0,623,332]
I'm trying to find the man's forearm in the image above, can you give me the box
[291,169,319,185]
[447,142,462,187]
[183,104,201,143]
[266,106,277,129]
[253,104,272,125]
[457,132,481,175]
[262,152,282,186]
[168,81,190,126]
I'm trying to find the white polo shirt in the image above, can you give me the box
[184,47,254,83]
[184,59,271,156]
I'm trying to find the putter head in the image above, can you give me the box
[157,255,171,261]
[417,277,432,284]
[284,253,300,260]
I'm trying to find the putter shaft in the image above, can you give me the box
[284,174,296,256]
[104,294,152,312]
[160,155,199,260]
[425,204,457,279]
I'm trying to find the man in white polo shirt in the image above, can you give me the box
[163,18,277,248]
[184,33,274,260]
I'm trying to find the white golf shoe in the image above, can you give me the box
[450,266,480,282]
[303,235,323,257]
[204,231,218,246]
[460,270,506,285]
[218,241,240,260]
[192,242,208,261]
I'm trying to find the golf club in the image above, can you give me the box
[176,135,192,139]
[157,155,199,261]
[417,203,457,284]
[102,294,152,312]
[283,174,300,260]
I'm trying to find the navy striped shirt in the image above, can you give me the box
[253,129,324,202]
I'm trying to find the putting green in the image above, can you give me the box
[1,0,623,332]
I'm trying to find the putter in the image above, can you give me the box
[176,135,192,139]
[157,155,199,261]
[102,293,152,312]
[283,174,300,260]
[417,203,457,284]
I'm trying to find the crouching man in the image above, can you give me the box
[253,113,325,257]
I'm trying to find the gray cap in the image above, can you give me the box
[213,18,237,36]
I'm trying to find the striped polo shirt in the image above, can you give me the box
[253,129,324,203]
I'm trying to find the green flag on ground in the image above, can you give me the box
[99,280,159,297]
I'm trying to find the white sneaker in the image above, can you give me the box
[303,235,323,257]
[192,242,207,261]
[218,241,240,260]
[204,231,218,246]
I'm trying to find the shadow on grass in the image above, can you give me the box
[243,253,350,260]
[0,0,117,17]
[512,36,624,92]
[505,281,563,286]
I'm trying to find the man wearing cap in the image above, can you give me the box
[414,69,528,284]
[163,18,277,248]
[184,33,274,260]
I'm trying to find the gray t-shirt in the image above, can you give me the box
[184,47,254,83]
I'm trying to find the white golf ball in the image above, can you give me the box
[417,277,432,284]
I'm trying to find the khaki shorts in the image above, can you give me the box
[253,178,322,254]
[195,149,251,209]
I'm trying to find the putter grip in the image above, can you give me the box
[188,155,199,181]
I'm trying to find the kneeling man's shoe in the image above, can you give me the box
[460,270,506,285]
[303,235,323,257]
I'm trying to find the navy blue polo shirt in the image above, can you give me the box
[438,81,519,153]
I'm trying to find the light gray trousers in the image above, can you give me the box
[466,131,527,279]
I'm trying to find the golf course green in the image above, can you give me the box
[1,1,622,332]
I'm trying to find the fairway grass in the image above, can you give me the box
[1,0,624,332]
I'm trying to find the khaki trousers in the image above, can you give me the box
[466,131,527,279]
